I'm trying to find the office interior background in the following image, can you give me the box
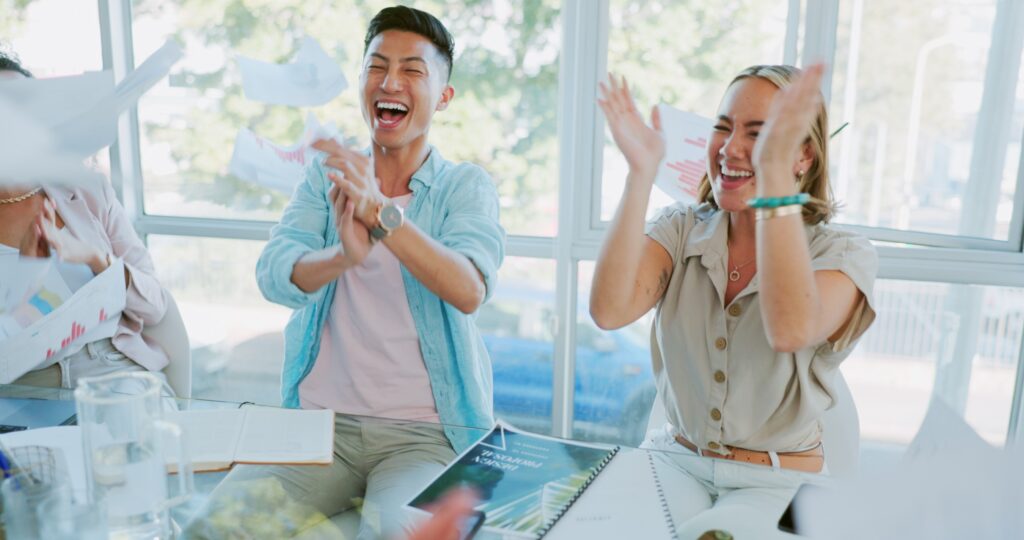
[5,0,1023,464]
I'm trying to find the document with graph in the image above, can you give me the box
[653,104,714,205]
[0,257,126,383]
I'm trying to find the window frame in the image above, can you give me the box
[96,0,1024,445]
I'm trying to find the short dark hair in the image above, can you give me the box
[0,50,32,78]
[364,6,454,81]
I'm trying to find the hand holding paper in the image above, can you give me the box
[228,113,350,195]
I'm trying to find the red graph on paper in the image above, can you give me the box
[666,159,705,198]
[44,308,107,359]
[663,136,707,199]
[253,134,308,166]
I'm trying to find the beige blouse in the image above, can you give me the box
[646,203,877,453]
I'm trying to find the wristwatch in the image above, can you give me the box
[370,201,404,241]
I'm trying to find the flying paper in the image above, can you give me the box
[238,37,347,106]
[0,39,183,164]
[229,113,350,194]
[653,104,714,205]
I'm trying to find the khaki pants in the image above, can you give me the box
[11,338,165,391]
[184,414,456,540]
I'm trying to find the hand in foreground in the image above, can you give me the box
[312,138,386,228]
[18,214,49,258]
[35,198,110,274]
[404,488,479,540]
[597,73,666,179]
[328,182,372,267]
[752,63,826,191]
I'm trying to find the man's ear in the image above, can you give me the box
[436,85,455,112]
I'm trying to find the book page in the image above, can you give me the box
[234,407,333,464]
[165,409,245,470]
[546,449,675,539]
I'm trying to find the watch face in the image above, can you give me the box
[380,204,403,230]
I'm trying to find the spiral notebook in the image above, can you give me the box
[407,421,619,539]
[544,448,680,539]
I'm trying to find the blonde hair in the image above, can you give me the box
[696,64,834,224]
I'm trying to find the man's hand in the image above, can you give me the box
[312,139,387,228]
[328,183,372,268]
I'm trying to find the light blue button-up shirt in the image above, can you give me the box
[255,146,505,453]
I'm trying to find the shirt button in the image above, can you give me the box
[708,441,721,450]
[714,370,726,383]
[715,337,727,350]
[710,408,722,421]
[728,304,742,317]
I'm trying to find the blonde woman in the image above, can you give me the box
[591,65,877,534]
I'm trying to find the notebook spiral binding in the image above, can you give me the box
[535,445,621,539]
[647,452,680,540]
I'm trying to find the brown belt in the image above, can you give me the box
[673,434,824,473]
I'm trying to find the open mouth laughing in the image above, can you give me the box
[719,163,755,190]
[375,100,409,129]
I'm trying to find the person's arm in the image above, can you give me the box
[289,184,372,294]
[381,221,487,314]
[256,158,354,309]
[321,147,504,315]
[93,181,167,325]
[752,65,863,352]
[590,74,674,330]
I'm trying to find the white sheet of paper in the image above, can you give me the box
[0,259,127,383]
[0,86,107,186]
[0,39,182,161]
[238,36,347,106]
[0,256,53,315]
[229,112,343,194]
[57,39,184,158]
[904,397,998,462]
[653,104,714,205]
[795,399,1024,539]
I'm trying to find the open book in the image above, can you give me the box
[408,421,619,539]
[165,407,334,472]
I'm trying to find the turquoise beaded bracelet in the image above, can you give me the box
[746,193,810,209]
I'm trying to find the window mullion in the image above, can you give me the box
[552,0,607,438]
[99,0,143,223]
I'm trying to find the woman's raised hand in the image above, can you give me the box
[597,74,665,180]
[752,63,825,189]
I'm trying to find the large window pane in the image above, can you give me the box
[131,1,560,236]
[1,0,102,77]
[477,257,557,435]
[572,261,654,447]
[600,0,789,221]
[148,236,289,405]
[829,1,1022,241]
[847,280,1021,448]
